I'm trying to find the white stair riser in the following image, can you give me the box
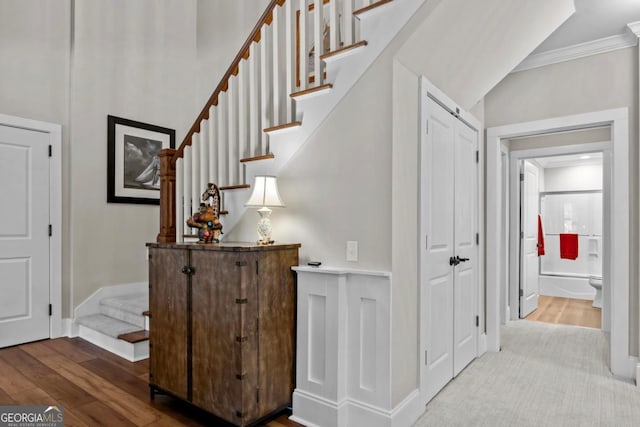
[78,325,149,362]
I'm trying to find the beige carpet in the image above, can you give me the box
[414,320,640,427]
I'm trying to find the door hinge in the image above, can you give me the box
[475,315,479,327]
[476,150,479,163]
[425,235,428,249]
[425,120,429,134]
[48,224,52,237]
[48,145,52,157]
[519,289,523,297]
[424,349,428,365]
[476,233,479,245]
[520,231,524,239]
[49,304,52,316]
[520,173,524,181]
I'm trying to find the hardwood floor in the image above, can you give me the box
[0,337,304,427]
[525,295,601,329]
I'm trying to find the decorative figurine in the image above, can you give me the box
[186,183,223,243]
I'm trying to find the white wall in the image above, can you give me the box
[485,47,638,354]
[544,164,603,192]
[0,0,269,316]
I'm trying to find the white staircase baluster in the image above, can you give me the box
[200,119,209,191]
[298,0,309,90]
[249,42,260,157]
[183,146,193,234]
[313,0,324,85]
[285,0,296,121]
[260,24,273,154]
[343,0,354,45]
[272,5,282,127]
[238,58,249,163]
[228,75,239,185]
[217,91,228,187]
[176,158,184,242]
[329,0,339,51]
[191,133,200,214]
[208,105,218,184]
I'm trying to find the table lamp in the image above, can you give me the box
[245,175,285,244]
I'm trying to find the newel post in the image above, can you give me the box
[157,148,177,243]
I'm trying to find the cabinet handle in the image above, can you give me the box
[181,266,195,275]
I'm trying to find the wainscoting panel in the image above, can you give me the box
[292,266,397,427]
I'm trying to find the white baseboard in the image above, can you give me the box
[60,318,72,337]
[78,325,148,362]
[478,333,488,355]
[291,388,423,427]
[74,281,148,320]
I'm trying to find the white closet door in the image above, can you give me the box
[0,124,50,348]
[520,161,540,317]
[453,120,478,376]
[422,96,455,402]
[421,94,479,404]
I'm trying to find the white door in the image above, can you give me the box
[422,96,478,402]
[0,124,51,347]
[453,121,478,376]
[520,161,539,317]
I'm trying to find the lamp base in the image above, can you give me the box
[256,239,275,246]
[256,207,274,245]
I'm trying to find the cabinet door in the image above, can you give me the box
[256,248,298,417]
[191,250,259,424]
[149,247,189,399]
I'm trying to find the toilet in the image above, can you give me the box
[589,276,603,308]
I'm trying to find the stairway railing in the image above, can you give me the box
[157,0,377,243]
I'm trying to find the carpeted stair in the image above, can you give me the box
[76,292,149,362]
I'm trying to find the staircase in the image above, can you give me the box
[157,0,426,242]
[76,293,149,362]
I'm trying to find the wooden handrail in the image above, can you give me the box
[174,0,285,163]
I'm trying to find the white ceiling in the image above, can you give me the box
[532,0,640,54]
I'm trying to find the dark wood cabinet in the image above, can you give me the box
[147,242,300,426]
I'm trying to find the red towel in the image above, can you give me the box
[537,215,545,256]
[559,233,578,260]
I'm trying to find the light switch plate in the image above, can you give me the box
[346,241,358,262]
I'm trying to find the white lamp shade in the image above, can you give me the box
[245,176,285,207]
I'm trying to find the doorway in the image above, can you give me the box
[516,152,605,331]
[486,108,634,379]
[0,113,63,346]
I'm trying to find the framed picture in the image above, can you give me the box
[107,115,175,205]
[296,0,342,87]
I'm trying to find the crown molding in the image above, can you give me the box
[627,21,640,37]
[512,32,638,73]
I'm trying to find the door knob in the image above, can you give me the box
[458,257,470,263]
[449,256,460,266]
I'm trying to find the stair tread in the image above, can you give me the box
[77,314,143,338]
[118,330,149,343]
[100,293,148,316]
[353,0,394,17]
[240,154,275,163]
[320,41,367,61]
[291,84,333,99]
[264,122,302,134]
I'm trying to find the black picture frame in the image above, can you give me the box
[107,115,175,205]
